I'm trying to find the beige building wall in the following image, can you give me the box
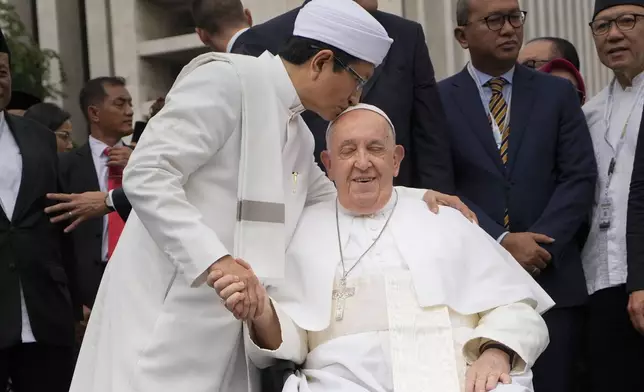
[18,0,614,136]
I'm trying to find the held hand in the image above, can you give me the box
[465,348,512,392]
[45,192,111,232]
[423,190,478,224]
[106,146,132,168]
[501,232,555,276]
[206,256,265,320]
[628,290,644,335]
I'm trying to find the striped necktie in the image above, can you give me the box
[487,77,510,229]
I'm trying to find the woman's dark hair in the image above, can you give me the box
[24,102,71,132]
[278,36,360,72]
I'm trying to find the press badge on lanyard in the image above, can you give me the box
[598,78,644,230]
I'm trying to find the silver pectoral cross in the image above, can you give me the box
[332,278,355,321]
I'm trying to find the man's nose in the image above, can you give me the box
[606,23,625,41]
[354,150,372,170]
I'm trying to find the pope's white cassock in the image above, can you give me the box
[68,1,406,392]
[246,196,554,392]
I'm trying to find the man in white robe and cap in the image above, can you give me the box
[211,104,554,392]
[581,0,644,390]
[69,1,477,392]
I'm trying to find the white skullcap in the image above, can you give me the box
[293,0,393,66]
[326,103,396,147]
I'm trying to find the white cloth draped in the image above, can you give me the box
[246,197,553,391]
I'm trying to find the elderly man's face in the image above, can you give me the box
[321,109,404,215]
[592,5,644,75]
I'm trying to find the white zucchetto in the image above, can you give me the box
[293,0,393,66]
[326,103,396,146]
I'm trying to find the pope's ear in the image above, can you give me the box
[311,49,334,76]
[392,145,405,177]
[321,150,333,178]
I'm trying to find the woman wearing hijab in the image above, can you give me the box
[24,102,74,152]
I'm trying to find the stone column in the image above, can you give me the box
[35,0,87,143]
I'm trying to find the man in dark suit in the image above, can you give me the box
[53,77,134,315]
[0,30,80,392]
[232,0,454,192]
[439,1,597,391]
[625,105,644,363]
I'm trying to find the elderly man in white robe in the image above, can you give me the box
[69,1,477,392]
[211,104,553,392]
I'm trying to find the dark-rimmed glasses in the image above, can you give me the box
[463,11,527,31]
[310,45,368,92]
[589,13,644,36]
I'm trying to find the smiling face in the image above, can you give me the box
[592,5,644,77]
[455,0,524,72]
[321,109,404,215]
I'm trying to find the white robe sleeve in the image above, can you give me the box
[122,61,241,287]
[244,299,308,369]
[461,301,549,374]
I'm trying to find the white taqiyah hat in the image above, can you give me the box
[293,0,393,66]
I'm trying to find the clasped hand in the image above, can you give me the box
[206,256,267,320]
[501,232,555,276]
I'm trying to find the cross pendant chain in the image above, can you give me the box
[332,278,355,321]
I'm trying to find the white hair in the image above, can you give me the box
[325,103,396,149]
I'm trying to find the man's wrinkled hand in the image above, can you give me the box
[423,190,478,224]
[106,146,132,168]
[501,232,555,276]
[465,348,512,392]
[45,192,111,232]
[628,290,644,335]
[206,256,265,320]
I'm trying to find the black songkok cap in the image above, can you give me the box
[7,91,42,111]
[593,0,644,20]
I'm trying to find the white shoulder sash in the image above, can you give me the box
[176,52,286,280]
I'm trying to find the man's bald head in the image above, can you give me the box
[321,105,404,215]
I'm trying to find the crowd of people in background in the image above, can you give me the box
[1,0,643,391]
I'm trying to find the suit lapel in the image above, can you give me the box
[451,68,505,175]
[507,66,535,176]
[76,143,101,192]
[8,116,39,222]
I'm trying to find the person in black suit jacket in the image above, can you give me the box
[0,33,80,392]
[232,0,455,192]
[439,1,597,391]
[626,105,644,335]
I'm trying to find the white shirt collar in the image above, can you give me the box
[472,65,515,87]
[338,190,398,219]
[226,27,250,53]
[261,53,305,115]
[89,135,123,158]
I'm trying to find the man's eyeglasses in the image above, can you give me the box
[464,11,527,31]
[589,13,644,36]
[309,45,368,92]
[333,56,368,92]
[522,59,550,69]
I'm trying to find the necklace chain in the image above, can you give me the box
[335,190,399,282]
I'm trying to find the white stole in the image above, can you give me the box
[174,52,286,279]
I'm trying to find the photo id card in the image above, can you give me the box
[599,199,612,230]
